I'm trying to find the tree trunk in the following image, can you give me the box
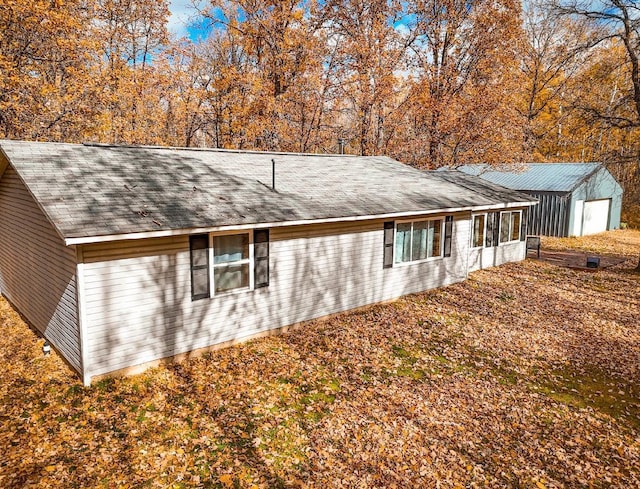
[636,253,640,271]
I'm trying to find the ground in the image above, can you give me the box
[1,230,639,488]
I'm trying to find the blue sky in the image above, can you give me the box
[168,0,211,40]
[168,1,415,42]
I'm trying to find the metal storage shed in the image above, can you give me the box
[450,163,623,237]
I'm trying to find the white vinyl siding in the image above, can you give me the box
[467,241,525,273]
[0,166,81,371]
[79,215,472,379]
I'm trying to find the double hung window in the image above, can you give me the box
[190,230,269,301]
[213,233,250,293]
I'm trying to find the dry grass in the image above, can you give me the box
[542,228,640,258]
[1,231,639,488]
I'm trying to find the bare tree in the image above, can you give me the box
[520,1,591,153]
[553,1,640,266]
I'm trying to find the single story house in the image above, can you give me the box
[0,140,536,385]
[449,163,623,237]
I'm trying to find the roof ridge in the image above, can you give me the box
[81,141,359,158]
[463,162,602,167]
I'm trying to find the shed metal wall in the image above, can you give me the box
[79,214,473,380]
[525,192,570,237]
[0,165,81,372]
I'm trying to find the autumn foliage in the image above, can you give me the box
[1,0,639,212]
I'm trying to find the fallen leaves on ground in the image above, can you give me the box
[542,229,640,258]
[1,230,639,488]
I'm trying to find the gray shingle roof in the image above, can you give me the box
[451,163,602,192]
[0,140,535,241]
[430,171,541,202]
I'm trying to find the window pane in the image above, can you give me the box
[192,268,209,297]
[429,220,442,257]
[511,212,521,241]
[500,213,511,243]
[214,234,249,264]
[474,215,485,247]
[412,221,428,260]
[395,223,412,263]
[214,263,249,292]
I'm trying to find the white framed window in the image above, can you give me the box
[212,232,252,293]
[395,218,443,264]
[499,211,521,244]
[189,230,270,300]
[471,214,486,248]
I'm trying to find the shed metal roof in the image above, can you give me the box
[0,140,535,243]
[451,163,602,192]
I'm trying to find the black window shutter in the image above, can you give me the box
[254,229,270,288]
[492,212,500,247]
[383,221,395,268]
[190,234,210,301]
[485,213,494,247]
[443,215,454,257]
[520,208,528,241]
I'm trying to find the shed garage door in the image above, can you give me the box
[582,199,610,235]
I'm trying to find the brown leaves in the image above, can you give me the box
[1,230,640,487]
[0,0,101,141]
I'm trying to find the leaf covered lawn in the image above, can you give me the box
[1,230,640,488]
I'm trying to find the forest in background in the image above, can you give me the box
[1,0,639,223]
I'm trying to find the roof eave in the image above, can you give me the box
[0,148,69,244]
[0,148,9,179]
[64,200,537,246]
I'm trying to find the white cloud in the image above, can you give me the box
[394,22,410,37]
[167,0,197,39]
